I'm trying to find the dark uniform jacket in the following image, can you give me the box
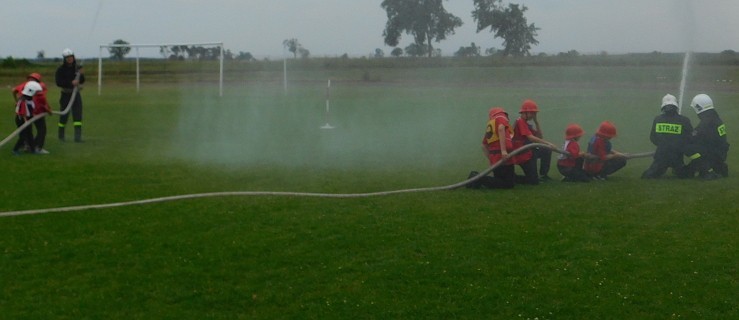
[693,109,729,159]
[55,62,85,92]
[650,111,693,146]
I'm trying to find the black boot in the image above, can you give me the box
[58,127,65,141]
[74,126,82,142]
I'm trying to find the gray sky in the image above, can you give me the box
[2,0,738,59]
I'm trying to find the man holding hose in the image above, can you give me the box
[55,48,85,142]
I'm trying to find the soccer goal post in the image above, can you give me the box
[98,42,224,96]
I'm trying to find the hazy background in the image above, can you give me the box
[2,0,737,59]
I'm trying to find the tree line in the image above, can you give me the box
[101,1,537,61]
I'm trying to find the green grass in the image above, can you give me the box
[1,64,737,319]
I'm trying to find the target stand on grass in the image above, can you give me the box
[321,79,335,129]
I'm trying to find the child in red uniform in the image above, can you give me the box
[12,73,52,154]
[12,82,43,155]
[557,124,590,182]
[511,100,556,185]
[583,121,627,180]
[467,107,515,189]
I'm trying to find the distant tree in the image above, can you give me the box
[454,42,481,57]
[404,43,428,57]
[283,38,301,58]
[298,47,310,59]
[237,51,255,61]
[721,49,736,55]
[558,50,579,57]
[36,50,45,60]
[381,0,463,58]
[374,48,385,58]
[108,39,131,60]
[159,46,171,59]
[472,0,539,56]
[391,47,404,57]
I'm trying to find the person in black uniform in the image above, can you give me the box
[682,94,730,179]
[55,48,85,142]
[641,94,693,178]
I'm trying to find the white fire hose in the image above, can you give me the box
[0,143,653,218]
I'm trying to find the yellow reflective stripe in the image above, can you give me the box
[689,153,702,160]
[73,121,82,126]
[655,123,682,134]
[717,124,726,136]
[58,123,66,128]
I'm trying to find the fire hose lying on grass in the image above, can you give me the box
[0,143,654,218]
[0,73,81,149]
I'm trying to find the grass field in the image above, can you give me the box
[1,62,737,319]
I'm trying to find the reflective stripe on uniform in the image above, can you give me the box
[655,123,682,134]
[73,121,82,127]
[689,153,702,160]
[718,124,726,136]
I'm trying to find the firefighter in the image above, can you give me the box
[583,121,627,180]
[511,99,556,185]
[12,82,43,155]
[12,73,53,154]
[682,94,729,179]
[55,48,85,142]
[557,124,591,182]
[641,94,693,178]
[467,107,516,189]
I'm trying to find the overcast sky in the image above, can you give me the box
[2,0,737,59]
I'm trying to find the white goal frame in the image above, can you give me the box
[97,42,224,96]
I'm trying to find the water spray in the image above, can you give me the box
[320,79,335,129]
[678,51,691,114]
[0,144,655,218]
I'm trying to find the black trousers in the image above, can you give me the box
[34,117,47,149]
[478,164,516,189]
[13,116,35,152]
[642,147,685,178]
[533,146,552,177]
[516,157,540,185]
[58,92,83,125]
[558,158,590,182]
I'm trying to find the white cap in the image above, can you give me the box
[21,81,43,97]
[62,48,74,57]
[690,94,714,114]
[661,94,678,110]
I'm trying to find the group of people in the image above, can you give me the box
[467,94,729,189]
[10,48,86,155]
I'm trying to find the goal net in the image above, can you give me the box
[97,42,224,96]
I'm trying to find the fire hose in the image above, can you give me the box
[0,72,81,148]
[0,143,653,218]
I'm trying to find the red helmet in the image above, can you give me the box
[28,73,42,81]
[596,121,617,138]
[488,107,507,119]
[565,124,584,140]
[519,99,539,113]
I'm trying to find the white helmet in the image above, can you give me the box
[690,94,714,114]
[21,81,43,97]
[62,48,74,57]
[661,94,678,110]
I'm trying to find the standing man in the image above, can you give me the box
[55,48,85,142]
[641,94,693,178]
[682,94,729,179]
